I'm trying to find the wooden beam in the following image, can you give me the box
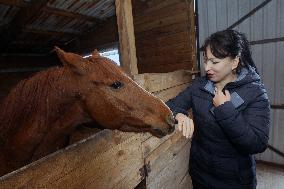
[22,28,77,37]
[153,83,190,102]
[0,130,146,189]
[42,6,101,23]
[115,0,138,76]
[0,0,102,23]
[134,70,197,93]
[0,0,50,51]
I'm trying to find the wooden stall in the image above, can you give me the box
[0,0,198,188]
[0,69,197,189]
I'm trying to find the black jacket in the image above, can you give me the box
[166,67,270,189]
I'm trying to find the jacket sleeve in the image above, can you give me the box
[213,87,270,155]
[165,82,195,117]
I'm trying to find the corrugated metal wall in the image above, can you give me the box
[197,0,284,165]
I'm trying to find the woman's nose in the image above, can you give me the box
[204,62,211,71]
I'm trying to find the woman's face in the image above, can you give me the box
[204,46,239,83]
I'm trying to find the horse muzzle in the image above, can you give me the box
[166,115,176,133]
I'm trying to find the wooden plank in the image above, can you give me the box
[136,31,190,49]
[134,2,188,26]
[145,133,189,184]
[141,125,181,159]
[0,130,144,189]
[135,12,188,33]
[115,0,138,76]
[186,0,197,72]
[134,70,196,93]
[138,43,191,59]
[139,62,194,74]
[154,83,191,102]
[133,0,197,74]
[135,0,182,17]
[135,22,189,41]
[178,173,193,189]
[146,136,191,188]
[138,50,192,67]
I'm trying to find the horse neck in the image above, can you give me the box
[0,68,83,138]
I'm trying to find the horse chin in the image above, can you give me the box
[119,124,170,138]
[119,124,149,133]
[149,130,166,138]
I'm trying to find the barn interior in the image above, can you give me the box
[0,0,283,188]
[0,0,196,102]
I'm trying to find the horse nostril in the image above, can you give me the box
[168,125,175,133]
[174,119,178,124]
[153,128,166,137]
[165,115,176,134]
[166,115,176,126]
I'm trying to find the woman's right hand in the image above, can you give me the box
[175,113,194,139]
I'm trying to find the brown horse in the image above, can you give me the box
[0,48,175,176]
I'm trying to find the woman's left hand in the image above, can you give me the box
[213,89,231,107]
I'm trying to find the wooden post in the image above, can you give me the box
[115,0,138,77]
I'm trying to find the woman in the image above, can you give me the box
[166,30,270,189]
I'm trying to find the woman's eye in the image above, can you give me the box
[110,81,123,89]
[212,61,219,64]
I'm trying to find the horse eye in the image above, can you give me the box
[110,81,123,89]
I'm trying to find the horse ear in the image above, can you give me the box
[87,49,101,62]
[92,49,101,59]
[54,46,87,75]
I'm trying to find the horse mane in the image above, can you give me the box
[0,67,73,145]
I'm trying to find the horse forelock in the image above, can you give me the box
[91,57,128,81]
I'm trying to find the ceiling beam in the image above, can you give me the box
[42,6,102,23]
[22,28,77,37]
[0,0,102,23]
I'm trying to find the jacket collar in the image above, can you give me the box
[201,66,255,109]
[204,80,215,95]
[202,65,257,94]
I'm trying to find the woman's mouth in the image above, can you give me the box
[206,73,214,79]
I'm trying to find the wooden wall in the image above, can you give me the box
[132,0,197,73]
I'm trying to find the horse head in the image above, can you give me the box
[55,47,175,138]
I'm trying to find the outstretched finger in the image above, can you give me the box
[182,121,187,137]
[178,119,183,131]
[185,118,190,138]
[189,119,194,138]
